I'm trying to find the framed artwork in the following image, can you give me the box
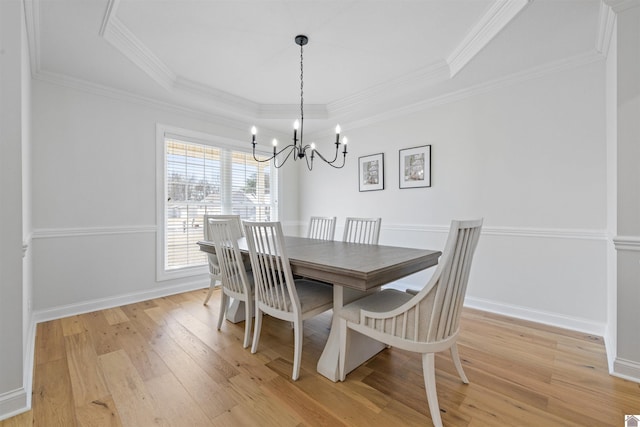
[358,153,384,192]
[399,145,431,189]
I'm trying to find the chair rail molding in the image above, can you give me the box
[613,235,640,251]
[32,225,156,239]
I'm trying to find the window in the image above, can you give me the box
[156,125,277,280]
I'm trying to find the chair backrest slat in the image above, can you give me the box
[244,221,301,315]
[308,216,337,240]
[342,217,381,245]
[427,219,483,342]
[207,219,251,296]
[204,214,243,240]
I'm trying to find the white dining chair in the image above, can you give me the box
[244,221,333,381]
[338,219,483,427]
[207,218,255,348]
[203,214,244,305]
[342,217,381,244]
[307,216,337,240]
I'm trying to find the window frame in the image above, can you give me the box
[156,123,279,281]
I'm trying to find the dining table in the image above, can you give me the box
[197,236,441,382]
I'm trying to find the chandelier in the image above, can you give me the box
[251,35,348,170]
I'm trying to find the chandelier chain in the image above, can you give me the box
[299,43,304,142]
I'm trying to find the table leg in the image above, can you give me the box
[317,285,386,382]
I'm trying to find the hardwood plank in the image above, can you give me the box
[97,349,168,427]
[32,358,77,426]
[64,331,110,407]
[143,318,240,420]
[35,319,65,365]
[60,315,87,337]
[261,374,348,427]
[227,373,302,426]
[144,373,212,426]
[74,396,123,427]
[79,311,122,356]
[0,410,32,427]
[102,308,129,326]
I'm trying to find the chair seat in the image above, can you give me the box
[339,289,412,324]
[294,279,333,312]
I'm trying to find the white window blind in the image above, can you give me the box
[162,136,276,273]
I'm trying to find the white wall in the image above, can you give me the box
[300,61,608,334]
[30,78,299,318]
[0,0,29,420]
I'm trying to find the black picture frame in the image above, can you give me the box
[399,145,431,189]
[358,153,384,192]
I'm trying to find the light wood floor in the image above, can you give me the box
[3,288,639,426]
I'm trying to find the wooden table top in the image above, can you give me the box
[198,236,441,292]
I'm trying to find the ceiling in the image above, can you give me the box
[27,0,606,137]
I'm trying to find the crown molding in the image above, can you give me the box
[174,76,259,115]
[345,50,604,132]
[95,0,530,123]
[99,0,120,37]
[102,16,176,91]
[447,0,531,77]
[28,0,605,133]
[596,1,616,56]
[257,103,328,120]
[23,0,40,75]
[603,0,640,13]
[328,60,450,117]
[32,69,257,133]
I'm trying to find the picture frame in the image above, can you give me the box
[399,145,431,189]
[358,153,384,192]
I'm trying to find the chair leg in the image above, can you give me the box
[251,308,263,354]
[242,298,253,349]
[203,282,216,305]
[291,319,303,381]
[217,293,228,331]
[422,353,443,427]
[338,319,348,381]
[450,343,469,384]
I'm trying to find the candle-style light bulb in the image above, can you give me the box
[251,126,257,142]
[293,120,299,144]
[335,124,341,134]
[335,124,341,143]
[311,142,316,150]
[342,137,348,154]
[272,138,278,147]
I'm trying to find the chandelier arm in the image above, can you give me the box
[276,144,302,168]
[304,153,314,171]
[253,143,299,163]
[309,146,346,169]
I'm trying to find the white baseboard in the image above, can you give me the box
[33,279,208,324]
[0,388,28,422]
[612,358,640,383]
[463,296,606,337]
